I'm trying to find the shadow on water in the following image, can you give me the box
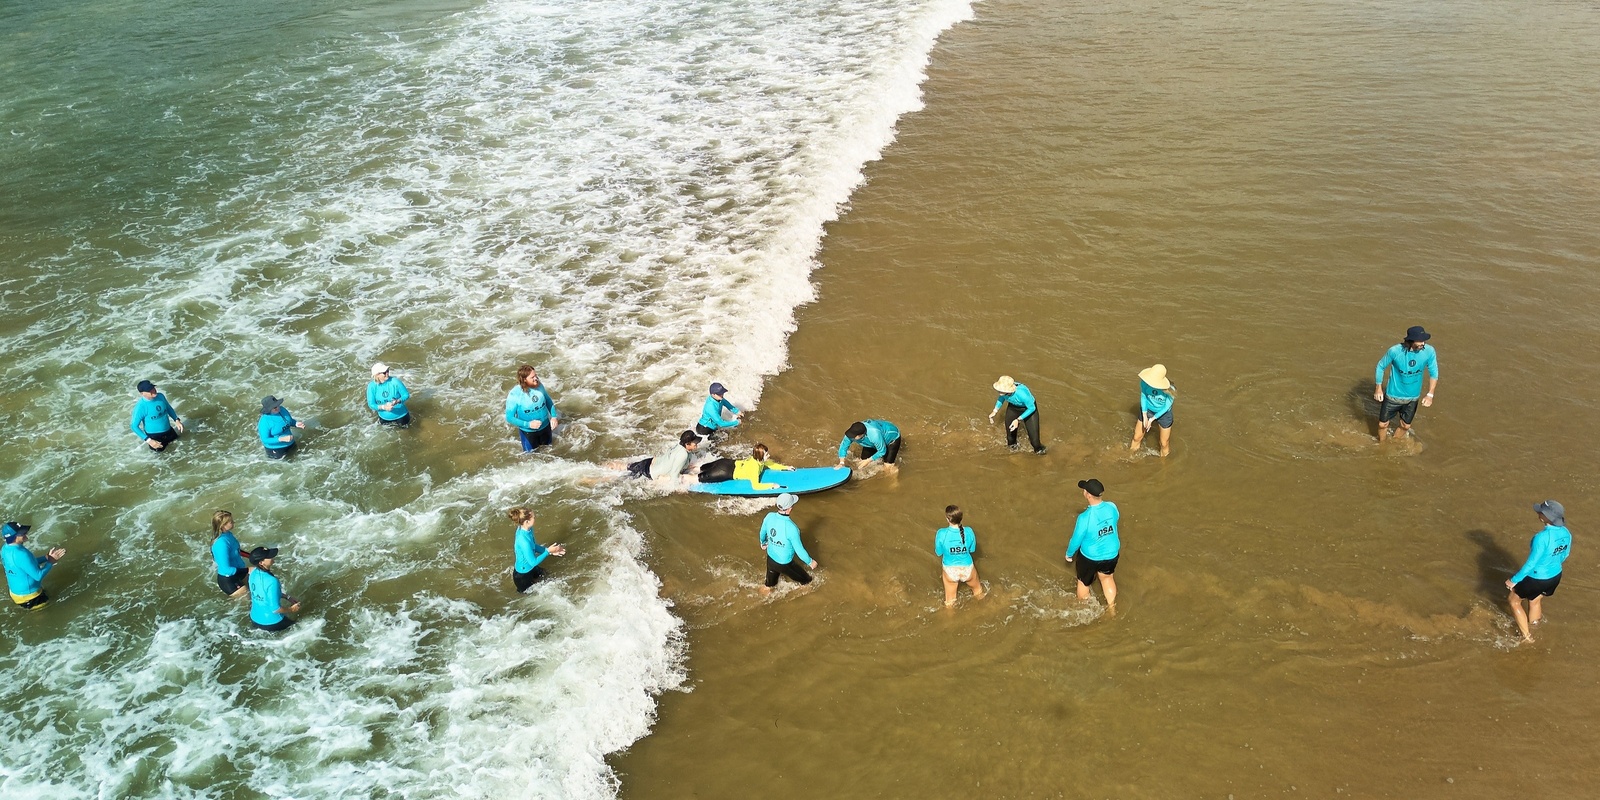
[1344,380,1380,433]
[1466,529,1518,602]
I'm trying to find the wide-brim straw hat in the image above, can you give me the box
[993,376,1017,393]
[1138,364,1171,390]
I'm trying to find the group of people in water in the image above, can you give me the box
[0,325,1572,642]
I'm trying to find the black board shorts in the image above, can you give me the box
[1074,554,1119,586]
[377,413,411,427]
[765,557,813,588]
[148,429,179,448]
[264,443,295,460]
[513,566,548,593]
[1378,398,1419,425]
[1514,573,1561,600]
[626,458,653,478]
[216,571,247,595]
[858,437,902,465]
[253,617,296,632]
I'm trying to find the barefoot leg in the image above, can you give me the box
[1509,590,1533,642]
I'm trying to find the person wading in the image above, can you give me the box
[1374,325,1439,442]
[1506,500,1572,644]
[1067,479,1121,614]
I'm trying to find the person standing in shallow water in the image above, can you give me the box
[248,547,299,632]
[507,507,566,593]
[759,494,816,595]
[258,396,304,459]
[1506,500,1572,644]
[1374,325,1439,442]
[210,511,250,598]
[130,379,183,452]
[989,376,1044,453]
[1067,479,1120,613]
[366,362,412,427]
[1129,364,1175,457]
[505,364,560,452]
[695,382,742,440]
[2,522,66,611]
[935,505,984,607]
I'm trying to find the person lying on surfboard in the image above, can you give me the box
[733,443,794,490]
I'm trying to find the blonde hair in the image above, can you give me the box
[507,507,535,526]
[211,510,234,536]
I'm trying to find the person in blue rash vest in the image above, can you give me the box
[1374,325,1439,442]
[258,396,304,459]
[835,419,901,471]
[3,522,66,611]
[247,547,299,632]
[759,494,816,595]
[935,505,985,607]
[505,364,560,452]
[1505,500,1572,644]
[695,382,742,440]
[507,506,567,593]
[210,510,251,598]
[1067,479,1120,613]
[988,376,1044,453]
[131,379,184,452]
[1128,364,1175,457]
[366,362,411,427]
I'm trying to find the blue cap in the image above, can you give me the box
[2,522,31,543]
[136,380,156,393]
[709,382,727,396]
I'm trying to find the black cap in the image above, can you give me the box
[1404,325,1430,342]
[261,396,282,414]
[137,380,156,393]
[2,522,31,543]
[1078,478,1105,497]
[248,546,279,564]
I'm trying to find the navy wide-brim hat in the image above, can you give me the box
[1405,325,1431,342]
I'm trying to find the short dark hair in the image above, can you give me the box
[845,422,867,439]
[679,430,701,447]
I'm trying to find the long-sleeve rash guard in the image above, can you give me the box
[1511,525,1572,584]
[734,458,790,490]
[648,444,692,480]
[2,543,53,597]
[1068,501,1121,561]
[258,408,297,449]
[212,532,248,577]
[935,525,976,567]
[837,419,900,460]
[699,395,741,430]
[504,385,557,432]
[367,378,411,421]
[248,568,286,625]
[760,512,811,565]
[1138,380,1174,419]
[514,526,550,573]
[992,384,1038,421]
[1375,344,1439,400]
[130,393,181,439]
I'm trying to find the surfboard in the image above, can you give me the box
[689,466,851,497]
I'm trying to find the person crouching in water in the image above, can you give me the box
[247,547,299,632]
[935,505,984,608]
[1129,364,1175,457]
[759,494,815,595]
[508,507,566,593]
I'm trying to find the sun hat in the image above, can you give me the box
[248,546,279,564]
[1533,500,1566,527]
[2,522,31,543]
[371,362,389,376]
[261,396,283,414]
[776,493,799,510]
[136,380,156,393]
[1077,478,1105,497]
[1405,325,1431,342]
[993,376,1017,394]
[1138,364,1171,391]
[709,382,727,396]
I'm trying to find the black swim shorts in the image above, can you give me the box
[216,571,247,595]
[1074,554,1119,587]
[253,617,296,632]
[513,566,547,593]
[1378,398,1419,425]
[1514,573,1561,600]
[626,458,653,478]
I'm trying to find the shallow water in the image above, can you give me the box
[614,0,1600,796]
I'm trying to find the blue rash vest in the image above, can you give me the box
[130,393,181,439]
[934,525,976,567]
[366,377,411,421]
[504,385,557,432]
[1511,525,1572,584]
[837,419,901,460]
[1375,343,1439,401]
[514,526,550,573]
[1068,501,1121,561]
[258,407,297,449]
[248,568,285,625]
[212,532,248,577]
[992,384,1038,420]
[2,543,53,597]
[698,395,741,430]
[1138,380,1173,419]
[760,512,811,565]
